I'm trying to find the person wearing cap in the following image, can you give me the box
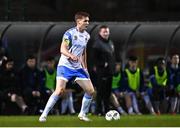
[149,57,170,115]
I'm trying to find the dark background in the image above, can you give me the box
[1,0,180,69]
[1,22,180,71]
[1,0,180,21]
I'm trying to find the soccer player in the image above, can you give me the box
[39,11,94,122]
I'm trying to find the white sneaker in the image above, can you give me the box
[39,115,47,122]
[78,114,92,122]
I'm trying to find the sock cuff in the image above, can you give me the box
[51,94,60,101]
[84,93,92,99]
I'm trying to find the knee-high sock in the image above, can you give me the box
[132,93,140,113]
[79,93,92,116]
[67,92,75,113]
[41,94,60,117]
[143,95,155,114]
[61,98,68,114]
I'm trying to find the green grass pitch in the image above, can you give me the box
[0,115,179,127]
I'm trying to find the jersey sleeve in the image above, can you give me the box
[62,31,72,45]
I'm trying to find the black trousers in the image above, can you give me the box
[152,86,166,101]
[96,75,112,115]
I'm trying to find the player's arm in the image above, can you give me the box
[60,39,78,61]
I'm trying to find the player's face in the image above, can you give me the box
[99,28,110,40]
[77,16,89,31]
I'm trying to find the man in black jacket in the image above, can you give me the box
[19,55,43,114]
[92,25,116,115]
[0,58,28,114]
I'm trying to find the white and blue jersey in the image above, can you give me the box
[57,27,90,81]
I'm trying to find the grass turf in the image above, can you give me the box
[0,115,179,127]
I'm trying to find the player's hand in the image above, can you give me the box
[69,54,79,62]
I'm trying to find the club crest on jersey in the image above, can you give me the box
[74,35,78,40]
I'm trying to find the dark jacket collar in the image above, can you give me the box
[98,34,110,43]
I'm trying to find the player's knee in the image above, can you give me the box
[54,88,65,96]
[87,88,95,97]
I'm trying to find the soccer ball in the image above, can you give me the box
[112,110,120,120]
[105,110,113,121]
[105,110,120,121]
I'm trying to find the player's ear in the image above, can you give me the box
[76,19,81,24]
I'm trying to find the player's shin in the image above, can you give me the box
[41,94,60,117]
[79,93,92,115]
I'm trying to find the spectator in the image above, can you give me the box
[110,62,127,115]
[0,58,28,114]
[0,47,7,67]
[124,56,155,115]
[41,57,59,114]
[42,57,56,97]
[149,57,169,115]
[92,25,116,115]
[19,55,43,114]
[167,54,180,114]
[124,56,143,115]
